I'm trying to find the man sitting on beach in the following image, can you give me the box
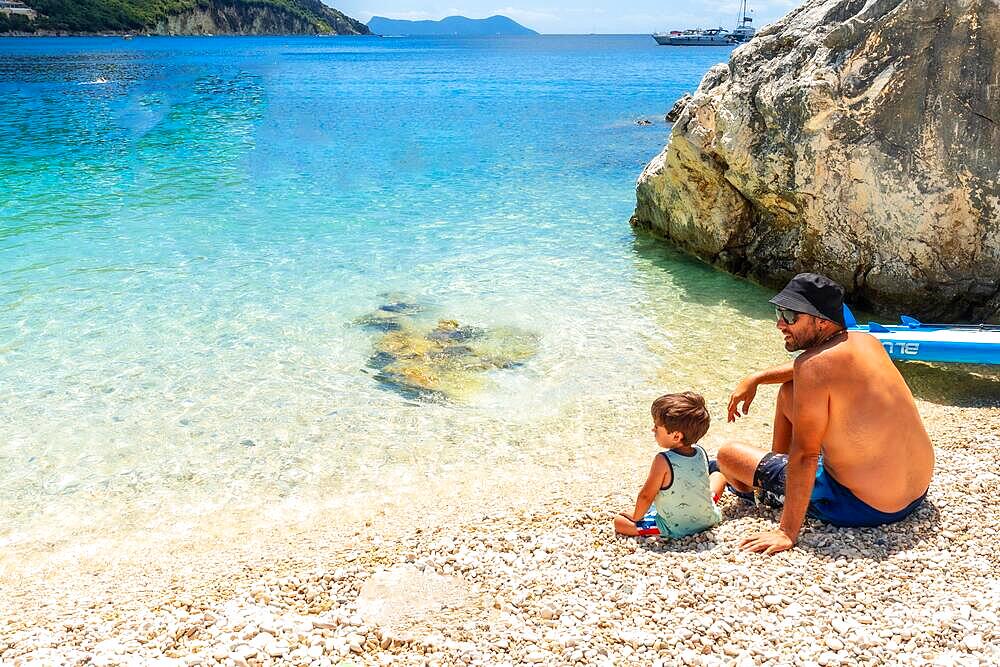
[716,273,934,555]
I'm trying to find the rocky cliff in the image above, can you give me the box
[155,0,368,35]
[632,0,999,321]
[9,0,369,35]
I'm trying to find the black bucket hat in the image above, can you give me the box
[769,273,846,327]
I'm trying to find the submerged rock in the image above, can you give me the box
[356,302,539,400]
[632,0,1000,321]
[353,298,427,332]
[425,319,485,343]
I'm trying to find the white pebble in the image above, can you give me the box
[831,619,850,635]
[963,634,983,651]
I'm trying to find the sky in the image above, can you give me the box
[328,0,803,34]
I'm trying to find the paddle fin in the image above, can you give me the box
[901,315,922,328]
[868,322,890,333]
[843,304,858,328]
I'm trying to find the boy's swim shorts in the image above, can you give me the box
[635,506,661,537]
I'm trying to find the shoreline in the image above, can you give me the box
[3,397,997,665]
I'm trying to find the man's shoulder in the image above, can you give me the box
[794,332,867,374]
[793,349,832,379]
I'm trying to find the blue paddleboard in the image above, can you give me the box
[844,307,1000,365]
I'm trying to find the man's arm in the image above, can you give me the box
[740,358,828,554]
[728,361,795,422]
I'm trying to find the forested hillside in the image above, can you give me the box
[0,0,369,34]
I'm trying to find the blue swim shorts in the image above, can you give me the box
[634,506,661,537]
[711,453,927,527]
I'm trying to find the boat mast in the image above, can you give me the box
[736,0,749,28]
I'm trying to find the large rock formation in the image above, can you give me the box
[155,0,369,35]
[632,0,999,321]
[9,0,369,35]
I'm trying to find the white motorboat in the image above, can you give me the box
[652,28,731,46]
[653,1,754,46]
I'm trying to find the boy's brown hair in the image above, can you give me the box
[651,392,710,445]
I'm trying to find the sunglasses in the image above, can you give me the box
[775,307,801,325]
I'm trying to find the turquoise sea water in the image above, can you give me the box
[1,35,797,560]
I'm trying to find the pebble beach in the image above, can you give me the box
[3,398,998,667]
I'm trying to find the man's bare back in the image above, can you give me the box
[716,273,935,554]
[795,332,933,513]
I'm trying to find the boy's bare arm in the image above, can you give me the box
[626,455,670,521]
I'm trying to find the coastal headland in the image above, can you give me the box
[0,0,369,36]
[366,15,538,37]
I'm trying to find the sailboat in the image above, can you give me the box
[652,1,754,46]
[729,0,755,42]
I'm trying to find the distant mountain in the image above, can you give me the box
[367,15,538,36]
[0,0,370,35]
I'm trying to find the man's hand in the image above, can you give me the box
[727,375,759,422]
[739,529,794,555]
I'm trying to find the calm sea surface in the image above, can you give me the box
[0,35,804,558]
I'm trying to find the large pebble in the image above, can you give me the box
[831,619,850,635]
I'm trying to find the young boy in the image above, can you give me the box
[614,392,727,538]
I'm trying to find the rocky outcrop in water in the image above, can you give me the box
[632,0,1000,321]
[356,297,539,400]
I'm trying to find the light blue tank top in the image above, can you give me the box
[652,445,722,538]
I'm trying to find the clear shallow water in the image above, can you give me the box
[2,35,801,558]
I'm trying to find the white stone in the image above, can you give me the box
[831,619,850,635]
[818,651,838,666]
[962,635,983,651]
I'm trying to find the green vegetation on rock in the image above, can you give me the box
[3,0,369,34]
[0,12,33,33]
